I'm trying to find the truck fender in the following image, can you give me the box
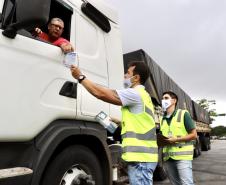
[31,119,112,185]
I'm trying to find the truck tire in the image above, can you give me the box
[41,145,103,185]
[198,138,202,156]
[208,141,211,150]
[193,148,199,158]
[153,165,167,181]
[194,138,201,158]
[153,147,167,181]
[201,137,209,151]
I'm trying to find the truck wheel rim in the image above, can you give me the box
[60,165,92,185]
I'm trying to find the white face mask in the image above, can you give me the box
[123,76,134,88]
[162,99,171,111]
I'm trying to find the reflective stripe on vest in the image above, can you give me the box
[121,87,158,162]
[122,146,158,154]
[145,105,155,119]
[121,127,156,141]
[172,141,194,147]
[163,151,194,158]
[177,109,182,122]
[160,109,194,161]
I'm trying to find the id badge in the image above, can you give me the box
[168,131,173,138]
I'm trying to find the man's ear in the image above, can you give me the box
[134,74,140,83]
[172,98,177,105]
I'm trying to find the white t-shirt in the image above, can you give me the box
[116,85,145,114]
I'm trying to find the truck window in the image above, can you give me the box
[0,0,73,42]
[41,0,73,41]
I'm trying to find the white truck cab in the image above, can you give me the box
[0,0,124,184]
[0,0,124,141]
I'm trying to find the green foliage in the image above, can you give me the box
[211,126,226,136]
[196,99,217,121]
[197,99,215,110]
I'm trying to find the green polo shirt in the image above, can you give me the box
[162,109,195,132]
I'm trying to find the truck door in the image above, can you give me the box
[0,0,76,141]
[75,12,109,118]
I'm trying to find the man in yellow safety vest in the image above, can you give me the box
[160,91,197,185]
[71,61,158,185]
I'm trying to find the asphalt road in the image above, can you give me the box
[154,140,226,185]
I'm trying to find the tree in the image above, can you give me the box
[196,99,218,121]
[211,126,226,136]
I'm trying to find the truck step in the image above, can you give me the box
[0,167,33,179]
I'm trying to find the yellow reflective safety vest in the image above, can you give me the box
[121,87,158,162]
[160,109,194,161]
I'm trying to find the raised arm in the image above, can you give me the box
[70,65,122,106]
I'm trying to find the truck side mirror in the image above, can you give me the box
[2,0,51,38]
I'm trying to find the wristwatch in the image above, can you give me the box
[78,75,86,83]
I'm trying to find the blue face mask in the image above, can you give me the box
[123,76,134,88]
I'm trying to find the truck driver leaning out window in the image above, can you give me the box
[34,17,74,53]
[160,91,197,185]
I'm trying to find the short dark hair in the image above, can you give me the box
[163,91,178,106]
[128,61,150,85]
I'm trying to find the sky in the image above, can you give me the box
[105,0,226,127]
